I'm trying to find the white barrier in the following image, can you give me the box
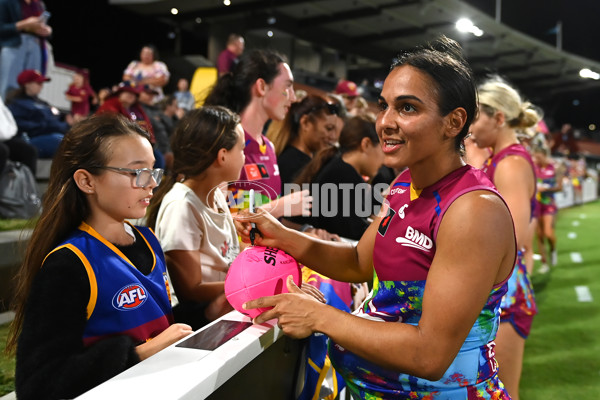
[77,312,301,399]
[555,169,598,209]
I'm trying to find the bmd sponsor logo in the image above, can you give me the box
[395,226,433,252]
[112,284,148,310]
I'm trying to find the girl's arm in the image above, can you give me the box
[248,191,515,380]
[165,250,228,302]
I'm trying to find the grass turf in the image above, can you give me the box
[0,323,15,396]
[522,199,600,399]
[0,218,34,232]
[0,201,598,397]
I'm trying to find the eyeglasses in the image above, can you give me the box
[94,166,164,188]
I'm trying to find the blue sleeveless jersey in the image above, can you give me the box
[328,165,512,399]
[48,222,173,346]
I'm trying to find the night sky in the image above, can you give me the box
[43,0,600,131]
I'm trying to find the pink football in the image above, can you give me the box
[225,246,301,318]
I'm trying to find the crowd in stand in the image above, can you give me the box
[1,4,599,400]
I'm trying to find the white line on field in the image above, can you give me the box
[579,214,587,219]
[567,232,577,239]
[570,252,583,263]
[572,220,580,227]
[575,286,593,302]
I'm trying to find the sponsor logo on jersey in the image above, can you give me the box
[397,203,408,219]
[395,226,433,252]
[390,181,410,196]
[244,163,269,180]
[112,284,148,310]
[389,187,407,195]
[378,206,395,237]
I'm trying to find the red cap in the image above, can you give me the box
[17,69,50,86]
[334,80,359,97]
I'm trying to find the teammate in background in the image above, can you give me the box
[532,145,562,273]
[464,133,491,169]
[204,49,313,224]
[236,36,515,399]
[470,75,542,400]
[5,113,192,399]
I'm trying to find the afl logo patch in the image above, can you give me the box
[112,284,148,310]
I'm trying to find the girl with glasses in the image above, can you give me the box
[5,113,192,399]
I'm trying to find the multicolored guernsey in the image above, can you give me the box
[328,165,512,399]
[229,130,282,211]
[482,144,538,338]
[535,162,558,214]
[47,222,173,346]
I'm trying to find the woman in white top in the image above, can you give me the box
[146,106,245,329]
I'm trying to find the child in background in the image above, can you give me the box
[5,113,192,399]
[65,70,97,122]
[145,106,245,329]
[173,78,195,114]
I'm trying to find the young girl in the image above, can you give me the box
[145,106,245,330]
[5,113,192,399]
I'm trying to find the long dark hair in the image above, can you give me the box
[391,35,476,152]
[269,94,338,155]
[5,113,150,355]
[294,116,378,185]
[145,106,241,229]
[203,49,286,113]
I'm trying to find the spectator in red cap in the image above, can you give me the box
[6,69,71,158]
[96,81,165,169]
[334,79,360,114]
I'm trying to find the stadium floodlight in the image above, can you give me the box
[579,68,600,80]
[456,18,484,37]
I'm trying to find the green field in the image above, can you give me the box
[522,200,600,399]
[0,200,599,397]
